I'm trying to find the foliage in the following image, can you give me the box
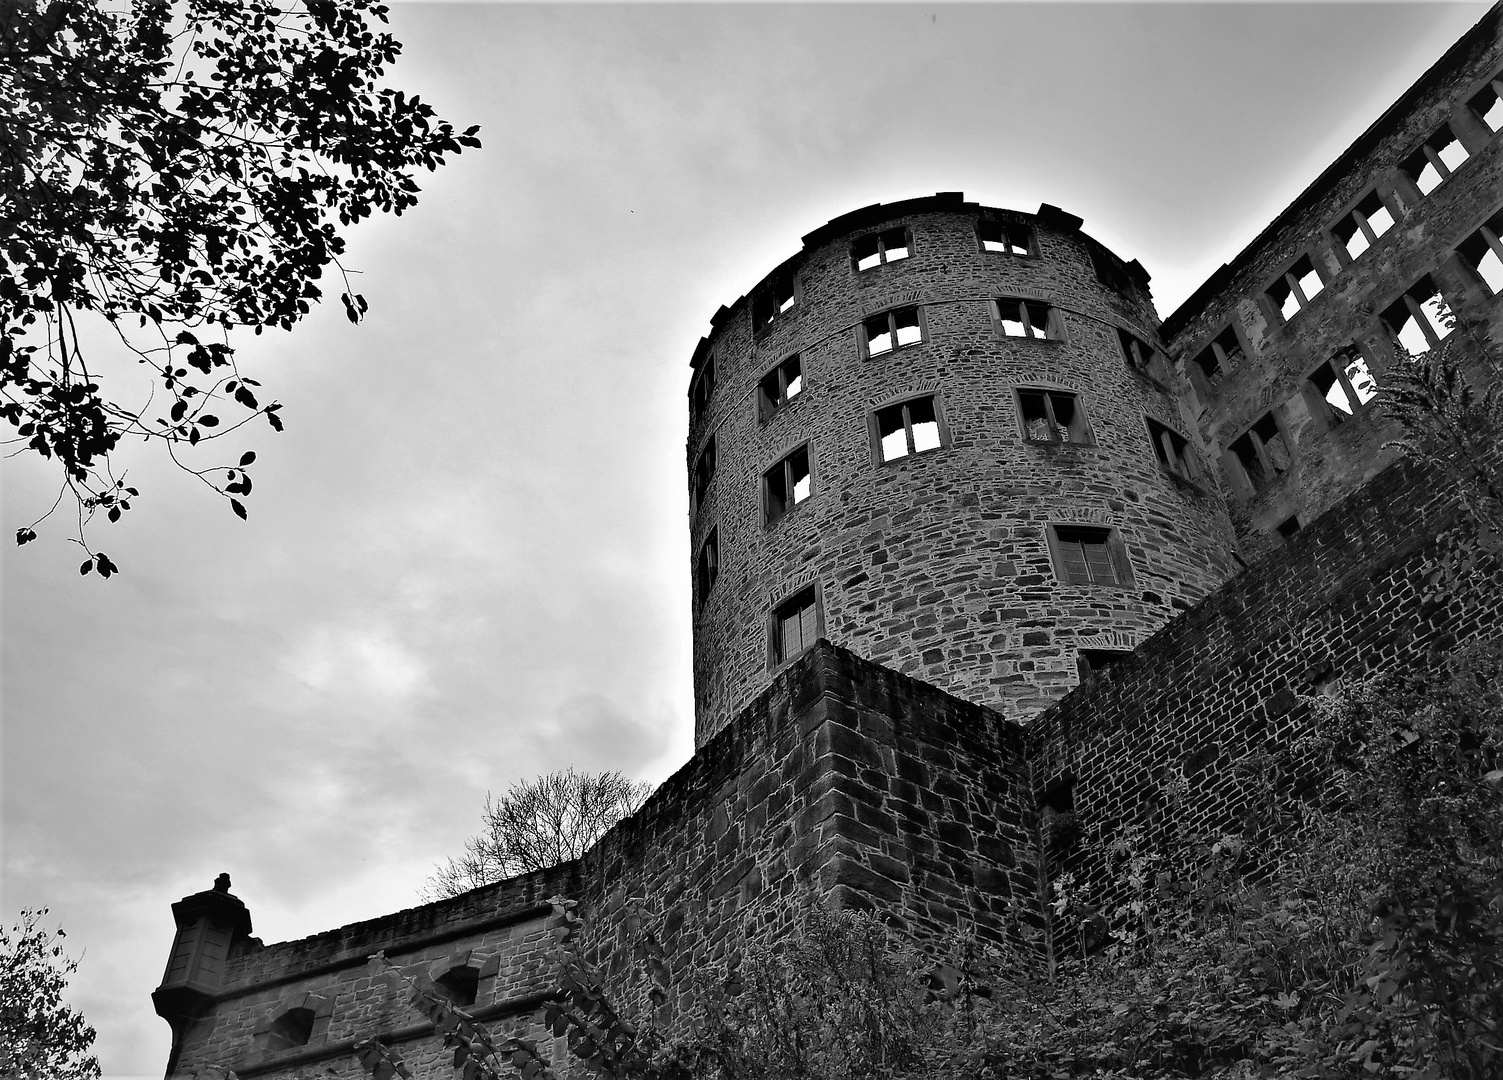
[425,769,653,900]
[0,908,100,1080]
[1,0,478,573]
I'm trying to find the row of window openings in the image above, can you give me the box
[263,964,480,1052]
[863,298,1067,359]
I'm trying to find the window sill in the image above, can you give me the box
[1022,437,1095,449]
[996,334,1065,345]
[864,341,926,362]
[878,445,948,468]
[764,499,814,532]
[760,395,806,426]
[1159,466,1208,496]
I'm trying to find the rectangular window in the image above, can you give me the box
[1078,648,1132,681]
[771,586,820,666]
[1331,190,1397,263]
[763,444,812,526]
[1017,388,1090,445]
[1190,325,1244,388]
[1470,75,1503,132]
[1400,124,1469,196]
[1306,348,1378,429]
[689,356,715,427]
[978,218,1033,256]
[862,306,924,358]
[1382,276,1451,356]
[994,297,1061,341]
[1266,253,1325,322]
[1116,327,1171,384]
[691,436,716,514]
[752,273,798,330]
[1457,210,1503,296]
[1276,515,1301,540]
[1227,412,1290,495]
[758,355,804,421]
[874,395,943,463]
[1048,525,1128,586]
[696,529,719,608]
[852,226,911,271]
[1145,417,1199,484]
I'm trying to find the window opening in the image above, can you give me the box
[1017,388,1089,444]
[1078,649,1132,681]
[772,587,820,665]
[752,274,797,329]
[1332,190,1396,262]
[1146,418,1198,483]
[1471,76,1503,132]
[435,966,480,1007]
[758,355,803,420]
[1190,325,1243,386]
[1308,348,1377,427]
[1267,253,1325,322]
[1401,125,1469,196]
[1090,246,1134,294]
[1051,525,1122,585]
[978,218,1032,255]
[689,356,715,427]
[994,297,1060,340]
[853,226,910,271]
[1382,277,1451,356]
[863,306,923,357]
[1116,327,1170,383]
[696,530,719,606]
[1276,515,1301,540]
[1228,412,1290,494]
[875,396,942,463]
[1458,210,1503,295]
[267,1008,316,1051]
[692,436,716,513]
[764,445,811,526]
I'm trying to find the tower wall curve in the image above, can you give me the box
[687,194,1241,745]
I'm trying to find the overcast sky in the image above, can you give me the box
[1,3,1490,1076]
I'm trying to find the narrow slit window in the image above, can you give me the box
[1401,124,1469,196]
[1145,418,1198,484]
[691,436,717,513]
[1017,388,1089,445]
[994,298,1060,340]
[1050,525,1124,586]
[874,396,943,463]
[772,587,820,665]
[1382,277,1452,356]
[1332,190,1397,262]
[758,355,804,420]
[696,530,719,607]
[1266,253,1325,322]
[1470,76,1503,132]
[978,218,1033,255]
[1457,210,1503,296]
[752,274,798,329]
[763,445,812,526]
[863,306,924,358]
[852,226,911,271]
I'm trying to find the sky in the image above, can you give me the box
[1,2,1492,1076]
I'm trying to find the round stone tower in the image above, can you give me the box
[687,192,1239,746]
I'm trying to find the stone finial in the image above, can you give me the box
[214,873,231,893]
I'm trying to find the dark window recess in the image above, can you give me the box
[764,445,811,526]
[979,218,1033,255]
[1078,649,1132,681]
[875,396,942,463]
[1228,413,1291,494]
[1146,418,1199,484]
[436,967,480,1007]
[696,530,719,606]
[1307,350,1377,428]
[1457,210,1503,296]
[1400,123,1470,196]
[1332,189,1397,262]
[758,355,803,420]
[1190,325,1244,389]
[1470,74,1503,132]
[752,274,797,329]
[773,587,820,665]
[1117,327,1171,383]
[852,226,910,271]
[1267,253,1325,322]
[267,1009,316,1051]
[689,356,715,427]
[1018,389,1089,445]
[1052,525,1122,585]
[691,436,716,513]
[995,297,1061,340]
[1090,246,1134,294]
[1382,276,1451,356]
[863,306,923,357]
[1276,515,1301,540]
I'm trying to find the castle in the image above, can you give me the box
[153,8,1503,1078]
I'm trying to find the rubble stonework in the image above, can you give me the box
[156,7,1503,1079]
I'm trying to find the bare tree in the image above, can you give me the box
[424,769,653,900]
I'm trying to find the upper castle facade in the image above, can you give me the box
[154,8,1503,1080]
